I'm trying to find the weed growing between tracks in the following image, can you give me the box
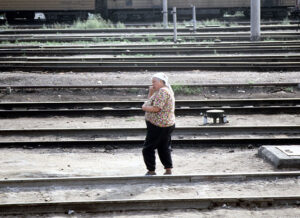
[172,85,203,95]
[200,19,227,27]
[47,15,125,30]
[281,17,291,25]
[283,87,294,93]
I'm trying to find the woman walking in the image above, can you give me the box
[142,73,175,175]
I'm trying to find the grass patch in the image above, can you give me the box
[172,85,202,95]
[72,16,109,29]
[281,17,290,25]
[200,19,226,27]
[126,88,140,94]
[0,22,9,29]
[283,87,294,93]
[126,117,136,122]
[263,37,276,42]
[42,15,125,30]
[146,35,158,43]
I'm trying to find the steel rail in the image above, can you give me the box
[0,126,299,146]
[1,137,299,147]
[1,171,300,188]
[1,55,300,62]
[1,61,299,71]
[1,126,298,135]
[1,196,300,214]
[1,98,299,108]
[1,44,298,50]
[0,82,298,90]
[0,107,299,117]
[5,20,300,29]
[1,40,299,49]
[1,31,298,38]
[0,99,299,117]
[0,34,298,43]
[0,25,299,35]
[0,46,298,56]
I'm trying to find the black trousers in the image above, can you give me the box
[142,121,175,171]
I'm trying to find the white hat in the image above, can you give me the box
[152,73,174,96]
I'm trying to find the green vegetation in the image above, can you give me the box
[201,39,214,43]
[172,85,202,95]
[200,19,226,27]
[65,15,125,29]
[1,15,125,30]
[92,37,104,43]
[281,17,290,25]
[224,11,244,18]
[146,35,159,43]
[284,87,294,93]
[0,22,9,29]
[126,117,136,122]
[262,37,276,42]
[0,17,248,46]
[40,15,126,30]
[126,88,140,94]
[131,54,153,57]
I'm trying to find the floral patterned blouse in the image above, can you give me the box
[145,87,175,127]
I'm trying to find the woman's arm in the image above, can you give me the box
[142,105,161,112]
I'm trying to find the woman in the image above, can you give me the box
[142,73,175,175]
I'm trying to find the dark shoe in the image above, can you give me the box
[164,170,172,175]
[145,171,156,176]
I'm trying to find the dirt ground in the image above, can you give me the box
[0,173,299,204]
[0,147,295,179]
[1,114,300,129]
[0,70,299,217]
[1,70,299,85]
[0,114,299,142]
[1,70,299,102]
[0,147,299,217]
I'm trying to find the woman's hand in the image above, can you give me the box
[142,104,147,111]
[148,86,155,98]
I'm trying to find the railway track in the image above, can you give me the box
[1,47,299,56]
[1,52,300,71]
[0,172,299,214]
[1,54,300,62]
[1,61,299,71]
[0,42,298,57]
[1,41,298,56]
[2,196,300,214]
[1,24,299,35]
[1,171,299,187]
[4,20,300,29]
[0,82,299,90]
[0,125,299,146]
[1,55,299,71]
[1,40,299,48]
[0,98,299,117]
[1,20,299,217]
[0,32,299,43]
